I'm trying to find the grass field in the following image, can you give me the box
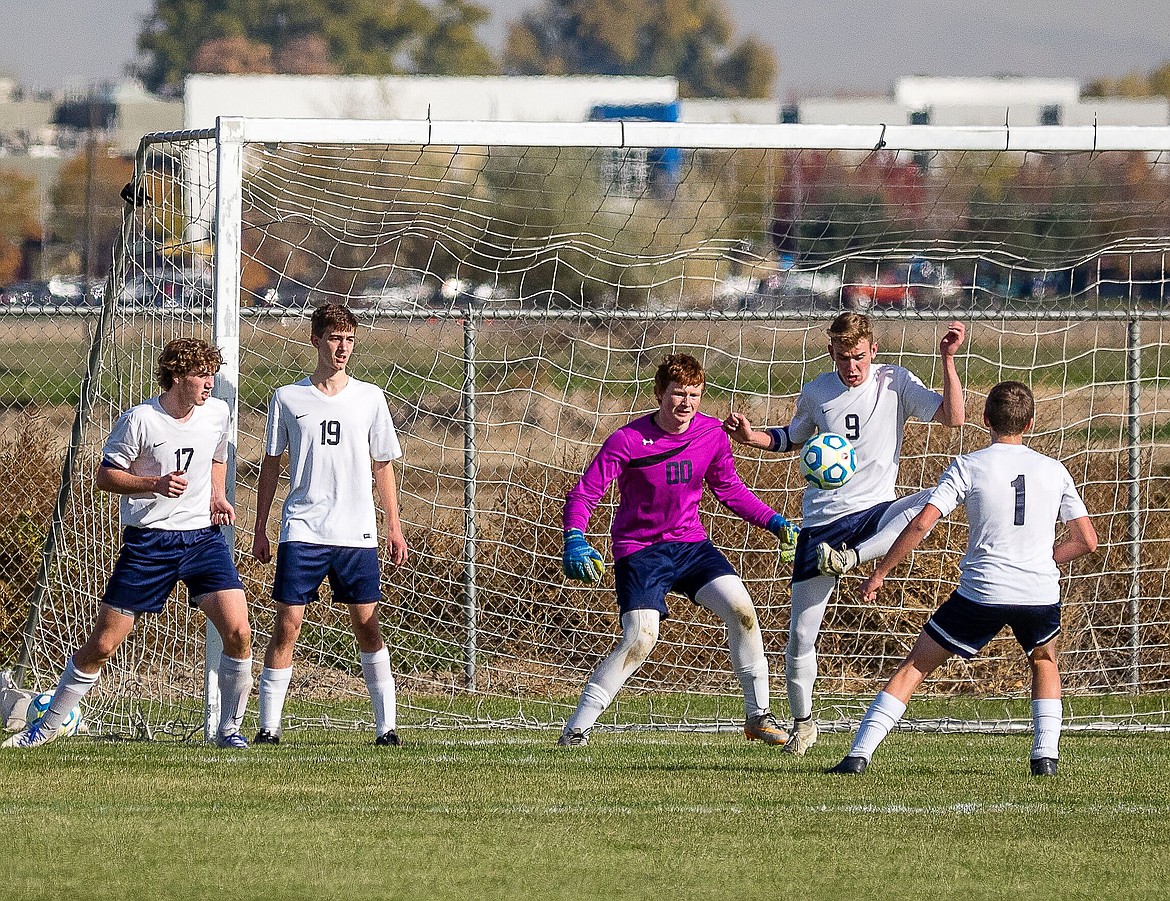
[3,727,1168,900]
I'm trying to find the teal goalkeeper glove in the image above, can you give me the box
[767,514,800,565]
[563,529,606,583]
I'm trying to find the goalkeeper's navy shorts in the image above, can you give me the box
[102,525,244,614]
[272,542,382,606]
[924,591,1061,659]
[614,539,736,619]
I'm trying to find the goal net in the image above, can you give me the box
[14,118,1170,738]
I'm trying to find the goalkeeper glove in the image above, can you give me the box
[767,514,800,565]
[563,529,605,583]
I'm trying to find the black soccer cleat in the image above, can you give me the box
[375,729,403,747]
[826,755,869,775]
[253,729,281,745]
[1030,756,1058,776]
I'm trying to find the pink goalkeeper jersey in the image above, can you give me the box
[564,412,778,560]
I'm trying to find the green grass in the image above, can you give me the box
[2,728,1167,900]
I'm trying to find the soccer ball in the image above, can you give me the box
[799,432,857,490]
[26,692,82,736]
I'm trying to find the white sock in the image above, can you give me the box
[566,682,612,734]
[1031,698,1062,760]
[785,650,817,721]
[849,691,907,761]
[216,654,253,737]
[361,647,396,735]
[257,666,293,734]
[40,657,99,730]
[734,659,770,719]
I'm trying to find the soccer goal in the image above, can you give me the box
[14,116,1170,739]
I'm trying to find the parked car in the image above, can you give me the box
[844,257,958,311]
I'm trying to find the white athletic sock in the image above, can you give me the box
[785,650,817,721]
[849,691,907,761]
[1031,698,1062,760]
[734,659,770,719]
[565,682,612,734]
[361,647,396,734]
[257,665,293,734]
[40,657,100,730]
[216,654,253,737]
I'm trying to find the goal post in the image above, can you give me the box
[14,116,1170,740]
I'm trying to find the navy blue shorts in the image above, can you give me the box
[791,501,894,583]
[613,540,736,618]
[273,542,382,606]
[102,526,244,615]
[925,591,1061,659]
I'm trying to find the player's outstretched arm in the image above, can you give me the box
[1053,515,1098,565]
[934,321,966,427]
[858,504,943,602]
[722,412,792,451]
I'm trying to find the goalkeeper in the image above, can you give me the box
[559,353,798,747]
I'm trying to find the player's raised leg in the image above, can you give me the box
[559,609,660,747]
[695,574,787,745]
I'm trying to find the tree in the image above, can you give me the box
[0,166,38,284]
[49,149,135,279]
[503,0,776,98]
[136,0,497,95]
[192,36,275,75]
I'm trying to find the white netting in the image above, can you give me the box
[10,122,1170,737]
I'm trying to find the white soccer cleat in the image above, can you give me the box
[2,720,68,749]
[816,542,859,576]
[783,717,819,756]
[556,727,590,748]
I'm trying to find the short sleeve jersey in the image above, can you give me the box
[789,363,941,528]
[927,442,1089,606]
[101,396,231,530]
[563,412,777,560]
[265,377,401,548]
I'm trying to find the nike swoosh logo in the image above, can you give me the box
[295,414,309,420]
[153,442,165,448]
[628,441,693,468]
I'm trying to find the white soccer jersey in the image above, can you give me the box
[101,396,231,530]
[789,363,941,527]
[265,377,401,548]
[927,443,1089,606]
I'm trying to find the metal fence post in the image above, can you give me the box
[1127,316,1142,690]
[463,312,479,690]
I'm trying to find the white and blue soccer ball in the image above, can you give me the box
[799,432,857,490]
[26,692,82,736]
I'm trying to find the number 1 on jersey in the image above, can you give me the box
[1011,473,1025,526]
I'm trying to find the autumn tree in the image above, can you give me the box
[503,0,776,98]
[0,166,38,284]
[49,149,135,280]
[136,0,497,95]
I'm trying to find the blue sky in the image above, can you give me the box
[3,0,1169,97]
